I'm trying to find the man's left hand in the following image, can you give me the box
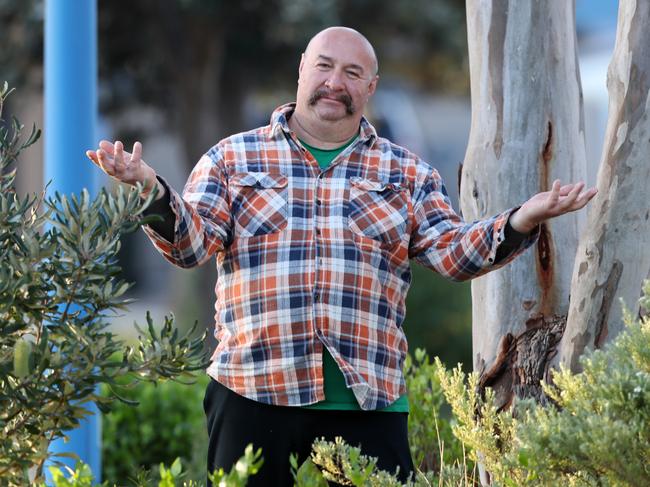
[509,179,598,234]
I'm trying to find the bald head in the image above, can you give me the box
[291,26,380,142]
[304,27,379,76]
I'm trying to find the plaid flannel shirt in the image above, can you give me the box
[142,103,540,410]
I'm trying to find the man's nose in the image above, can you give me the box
[324,70,346,91]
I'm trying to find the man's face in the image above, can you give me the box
[296,30,378,124]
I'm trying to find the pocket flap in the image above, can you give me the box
[350,177,403,192]
[231,172,288,189]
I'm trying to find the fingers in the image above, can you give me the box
[132,141,142,163]
[558,183,575,196]
[548,179,561,204]
[96,149,115,175]
[99,140,115,154]
[558,181,584,210]
[114,140,125,172]
[573,187,598,209]
[86,150,99,166]
[555,182,599,215]
[87,139,141,180]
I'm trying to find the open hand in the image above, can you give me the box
[509,179,598,233]
[86,140,162,198]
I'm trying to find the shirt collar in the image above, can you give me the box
[269,102,378,147]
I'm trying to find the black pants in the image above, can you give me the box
[203,379,415,487]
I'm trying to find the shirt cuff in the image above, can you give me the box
[490,206,540,265]
[504,213,531,246]
[141,176,175,243]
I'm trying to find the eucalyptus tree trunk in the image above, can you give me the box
[557,0,650,372]
[461,0,585,416]
[461,2,585,484]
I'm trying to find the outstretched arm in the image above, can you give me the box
[409,167,597,281]
[86,140,233,268]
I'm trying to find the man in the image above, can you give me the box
[87,27,596,486]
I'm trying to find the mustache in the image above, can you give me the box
[308,89,355,115]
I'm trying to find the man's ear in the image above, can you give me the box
[298,53,305,76]
[368,75,379,97]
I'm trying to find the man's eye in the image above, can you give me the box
[317,63,331,69]
[346,71,361,79]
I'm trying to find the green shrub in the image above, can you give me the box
[45,446,262,487]
[0,83,209,485]
[405,348,471,477]
[49,295,650,486]
[436,284,650,487]
[511,302,650,486]
[101,375,210,484]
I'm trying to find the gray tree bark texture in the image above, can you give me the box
[461,1,650,484]
[557,0,650,372]
[461,0,585,413]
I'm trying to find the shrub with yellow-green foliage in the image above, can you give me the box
[404,348,474,478]
[436,283,650,487]
[512,300,650,485]
[300,288,650,487]
[436,359,521,485]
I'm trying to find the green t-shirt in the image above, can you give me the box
[298,136,409,413]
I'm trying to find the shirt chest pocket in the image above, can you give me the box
[229,172,289,237]
[347,177,409,246]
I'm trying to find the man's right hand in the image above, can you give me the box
[86,140,165,200]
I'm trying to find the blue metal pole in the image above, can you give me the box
[44,0,101,483]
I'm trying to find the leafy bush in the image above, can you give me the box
[437,284,650,487]
[404,348,471,477]
[511,303,650,485]
[99,349,464,485]
[45,447,263,487]
[292,298,650,486]
[101,375,210,484]
[0,83,209,485]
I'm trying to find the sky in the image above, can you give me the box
[576,0,619,33]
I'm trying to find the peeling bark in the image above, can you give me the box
[640,268,650,321]
[477,315,566,412]
[558,0,650,371]
[463,4,585,482]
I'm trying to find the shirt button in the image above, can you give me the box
[316,228,321,236]
[316,199,322,206]
[314,293,320,302]
[319,257,323,265]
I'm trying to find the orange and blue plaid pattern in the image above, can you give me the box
[142,103,539,410]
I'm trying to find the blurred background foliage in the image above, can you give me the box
[95,0,468,163]
[100,375,211,484]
